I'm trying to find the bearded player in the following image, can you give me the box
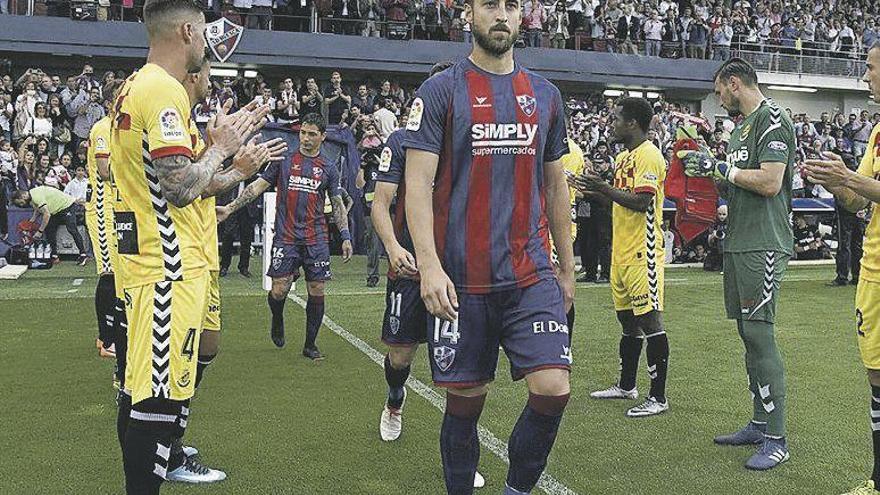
[804,42,880,495]
[110,1,270,492]
[680,58,795,471]
[575,97,670,418]
[217,112,354,360]
[85,115,119,360]
[404,0,575,492]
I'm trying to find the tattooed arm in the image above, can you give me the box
[330,194,350,233]
[215,177,271,223]
[330,193,353,262]
[153,147,228,208]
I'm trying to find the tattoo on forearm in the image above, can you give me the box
[154,147,226,208]
[331,195,349,232]
[227,182,262,214]
[202,168,246,198]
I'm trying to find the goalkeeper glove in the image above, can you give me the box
[677,148,738,183]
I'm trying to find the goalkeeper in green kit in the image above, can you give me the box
[679,58,795,471]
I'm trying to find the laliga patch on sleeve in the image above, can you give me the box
[767,141,788,152]
[406,97,424,131]
[379,147,393,172]
[643,173,658,181]
[158,108,186,142]
[95,136,108,152]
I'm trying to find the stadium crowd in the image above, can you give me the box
[7,0,878,62]
[0,63,869,270]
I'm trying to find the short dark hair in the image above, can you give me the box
[617,97,654,133]
[11,190,28,202]
[300,113,326,133]
[429,61,454,77]
[714,57,758,87]
[143,0,203,37]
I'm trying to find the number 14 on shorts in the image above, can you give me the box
[433,317,460,344]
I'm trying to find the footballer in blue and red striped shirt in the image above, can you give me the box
[217,113,353,360]
[402,1,575,494]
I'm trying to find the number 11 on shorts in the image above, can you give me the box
[433,317,460,344]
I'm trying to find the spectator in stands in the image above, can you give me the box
[687,10,709,59]
[548,2,570,50]
[0,94,12,144]
[383,0,411,34]
[643,9,663,56]
[853,110,873,157]
[661,8,683,58]
[248,0,274,30]
[331,0,360,35]
[372,98,397,141]
[361,0,383,37]
[324,71,351,125]
[793,215,831,260]
[24,102,52,141]
[712,17,733,61]
[351,84,374,115]
[300,77,324,116]
[276,77,300,125]
[0,139,16,200]
[70,87,105,151]
[78,65,101,96]
[63,165,88,203]
[37,75,56,102]
[616,4,640,55]
[254,86,277,122]
[523,0,547,48]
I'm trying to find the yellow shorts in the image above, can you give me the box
[856,278,880,369]
[123,272,210,405]
[610,261,665,316]
[85,206,116,276]
[203,271,221,332]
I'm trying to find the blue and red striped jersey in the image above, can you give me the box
[375,129,412,279]
[403,58,569,294]
[261,148,343,246]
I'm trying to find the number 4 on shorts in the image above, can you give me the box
[433,317,460,344]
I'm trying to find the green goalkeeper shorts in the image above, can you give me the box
[723,251,790,323]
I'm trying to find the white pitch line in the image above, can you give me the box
[288,293,578,495]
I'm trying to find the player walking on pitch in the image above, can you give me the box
[216,112,354,360]
[573,97,670,418]
[109,0,272,492]
[404,0,575,492]
[371,69,484,488]
[680,58,795,470]
[803,42,880,495]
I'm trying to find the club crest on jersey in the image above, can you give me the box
[407,97,424,131]
[517,94,536,117]
[740,124,752,140]
[379,147,392,172]
[205,17,244,63]
[433,346,456,372]
[177,370,191,388]
[313,166,323,178]
[389,315,400,335]
[159,108,185,141]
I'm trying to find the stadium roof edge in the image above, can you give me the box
[0,15,718,95]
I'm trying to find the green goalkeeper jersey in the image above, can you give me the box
[724,99,795,255]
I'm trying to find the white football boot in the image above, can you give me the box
[589,384,638,400]
[380,388,407,441]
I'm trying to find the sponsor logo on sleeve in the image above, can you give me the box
[406,97,424,131]
[159,108,185,142]
[767,141,788,152]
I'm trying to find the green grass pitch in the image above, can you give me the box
[0,257,871,494]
